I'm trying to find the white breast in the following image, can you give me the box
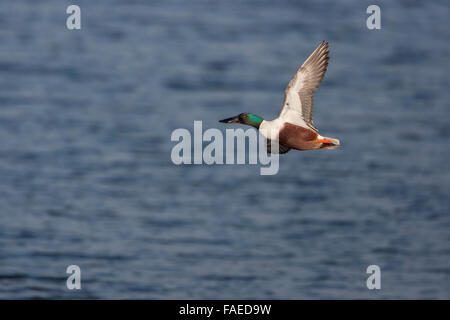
[259,118,285,141]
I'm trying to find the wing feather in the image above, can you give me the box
[266,139,291,154]
[279,41,330,131]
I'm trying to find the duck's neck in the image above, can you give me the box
[243,114,264,129]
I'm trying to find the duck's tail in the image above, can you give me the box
[318,136,340,149]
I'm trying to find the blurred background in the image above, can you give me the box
[0,0,449,299]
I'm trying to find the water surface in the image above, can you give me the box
[0,0,449,299]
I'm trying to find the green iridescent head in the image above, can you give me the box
[219,113,264,129]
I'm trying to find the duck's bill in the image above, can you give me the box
[219,116,239,123]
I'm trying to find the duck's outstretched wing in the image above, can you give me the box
[266,139,291,154]
[279,41,330,132]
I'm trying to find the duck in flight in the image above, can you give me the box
[220,41,340,153]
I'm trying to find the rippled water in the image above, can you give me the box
[0,0,449,299]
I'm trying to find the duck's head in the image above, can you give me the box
[219,113,263,129]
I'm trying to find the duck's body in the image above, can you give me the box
[260,119,340,151]
[220,41,340,153]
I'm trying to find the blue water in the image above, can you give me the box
[0,0,449,299]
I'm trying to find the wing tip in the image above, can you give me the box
[318,40,330,59]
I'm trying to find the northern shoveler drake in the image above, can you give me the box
[220,40,340,154]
